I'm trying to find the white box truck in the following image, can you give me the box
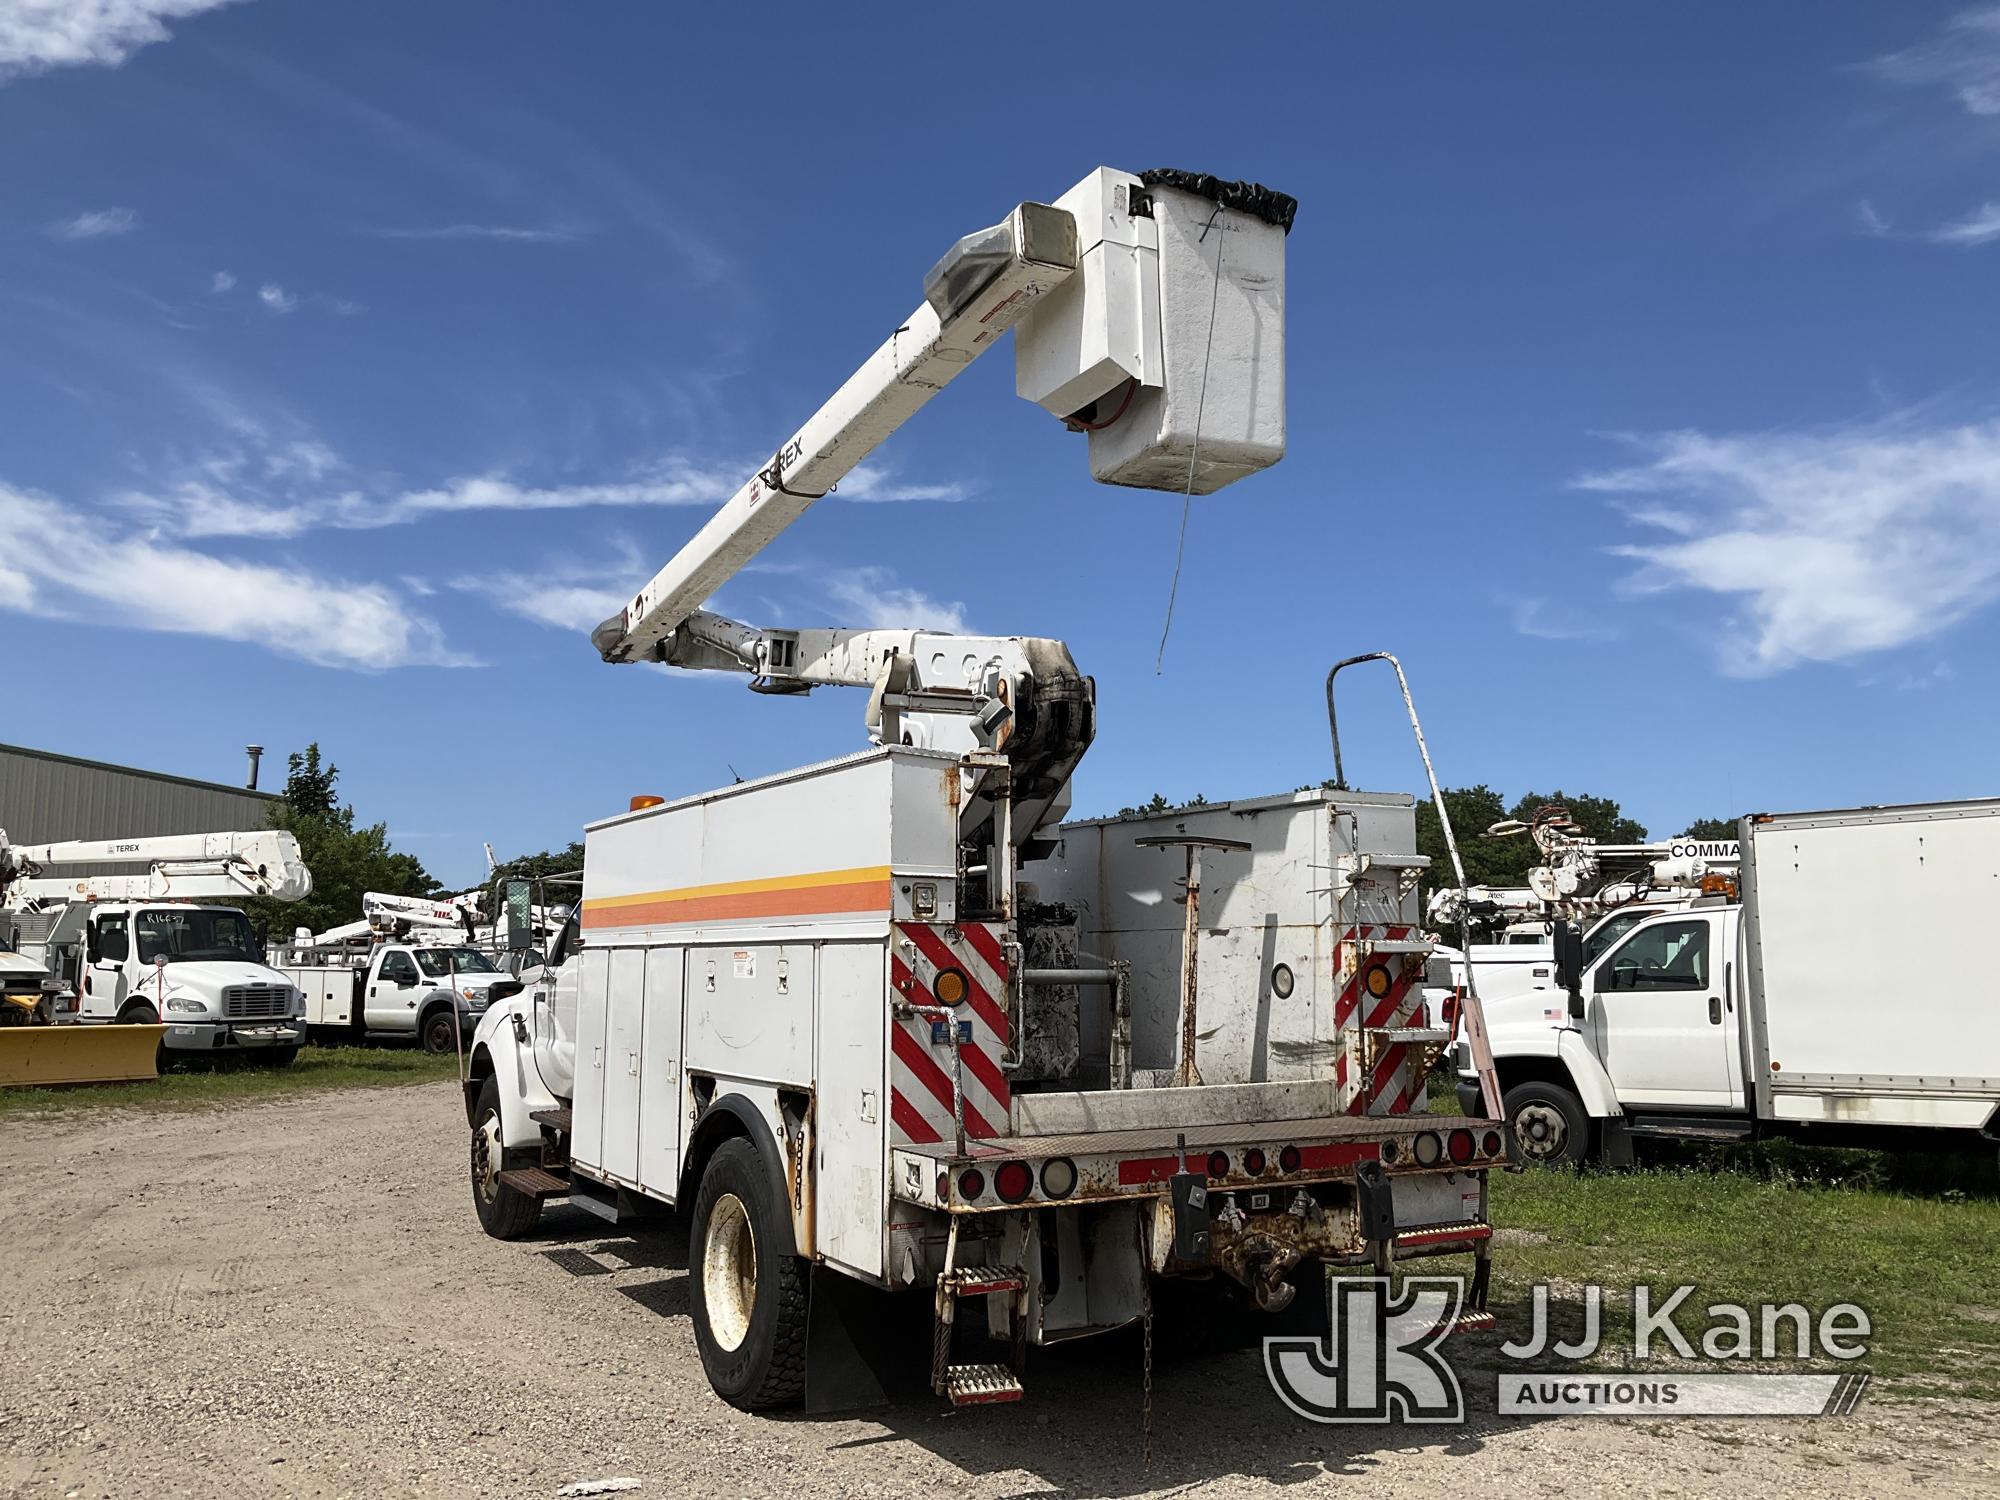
[1460,798,2000,1164]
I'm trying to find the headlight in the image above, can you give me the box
[164,996,210,1014]
[461,988,488,1005]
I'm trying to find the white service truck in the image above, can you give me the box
[274,891,521,1051]
[462,164,1510,1416]
[1458,799,2000,1164]
[279,940,520,1052]
[0,830,314,1065]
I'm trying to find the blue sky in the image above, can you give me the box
[5,3,1999,887]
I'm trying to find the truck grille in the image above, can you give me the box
[224,984,292,1018]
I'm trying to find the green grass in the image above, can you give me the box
[1481,1145,2000,1398]
[0,1044,463,1117]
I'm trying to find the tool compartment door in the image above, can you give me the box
[571,947,611,1172]
[814,942,888,1280]
[636,946,686,1201]
[600,947,646,1183]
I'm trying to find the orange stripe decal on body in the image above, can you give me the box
[581,864,892,929]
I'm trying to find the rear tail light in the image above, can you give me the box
[1243,1147,1267,1176]
[1379,1139,1401,1165]
[1206,1150,1230,1179]
[1040,1157,1077,1199]
[1413,1132,1443,1166]
[1278,1145,1302,1173]
[957,1169,985,1200]
[1480,1130,1503,1158]
[995,1161,1033,1203]
[935,1170,949,1200]
[1448,1128,1475,1165]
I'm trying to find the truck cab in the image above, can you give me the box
[62,901,308,1063]
[1456,901,1747,1162]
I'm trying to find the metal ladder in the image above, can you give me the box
[1338,849,1452,1108]
[930,1218,1030,1405]
[1326,652,1505,1121]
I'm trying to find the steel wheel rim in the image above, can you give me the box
[472,1112,503,1203]
[1513,1101,1567,1160]
[702,1192,757,1353]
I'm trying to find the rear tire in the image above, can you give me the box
[689,1138,807,1410]
[470,1076,542,1239]
[1503,1080,1591,1166]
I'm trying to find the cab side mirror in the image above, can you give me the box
[1553,920,1586,1020]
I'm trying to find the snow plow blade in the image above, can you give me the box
[0,1025,164,1087]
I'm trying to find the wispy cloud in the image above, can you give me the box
[209,269,237,293]
[257,282,297,313]
[1867,5,2000,116]
[1504,596,1618,644]
[0,0,244,82]
[452,545,968,643]
[0,482,469,670]
[362,223,584,244]
[118,445,965,539]
[47,206,138,240]
[822,567,967,632]
[1929,201,2000,245]
[1577,414,2000,676]
[838,463,970,503]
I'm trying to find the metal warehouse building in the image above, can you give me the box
[0,743,278,848]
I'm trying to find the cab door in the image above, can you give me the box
[367,948,423,1028]
[1587,913,1737,1108]
[87,911,132,1019]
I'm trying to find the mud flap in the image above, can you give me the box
[1169,1171,1211,1263]
[803,1265,891,1414]
[1355,1160,1396,1243]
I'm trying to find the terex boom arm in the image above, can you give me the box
[587,167,1291,842]
[0,828,313,908]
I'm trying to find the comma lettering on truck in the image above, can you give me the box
[1461,798,2000,1163]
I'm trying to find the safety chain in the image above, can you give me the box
[1140,1279,1154,1468]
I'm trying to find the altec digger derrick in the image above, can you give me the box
[462,167,1506,1418]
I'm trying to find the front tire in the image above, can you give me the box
[689,1138,807,1410]
[1503,1079,1591,1166]
[420,1006,460,1055]
[470,1076,542,1239]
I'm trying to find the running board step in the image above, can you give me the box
[498,1166,570,1200]
[939,1266,1028,1297]
[529,1107,573,1132]
[943,1363,1024,1406]
[1624,1116,1751,1141]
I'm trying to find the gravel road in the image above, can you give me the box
[1,1081,1993,1499]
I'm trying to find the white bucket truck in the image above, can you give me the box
[459,165,1509,1414]
[0,830,313,1065]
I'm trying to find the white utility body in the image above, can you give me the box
[465,164,1505,1418]
[273,889,520,1050]
[1458,799,2000,1163]
[0,829,312,1061]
